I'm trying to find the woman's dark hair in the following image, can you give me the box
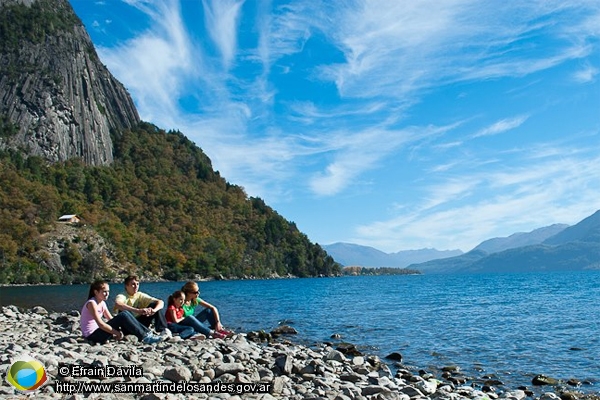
[168,290,184,307]
[88,280,108,299]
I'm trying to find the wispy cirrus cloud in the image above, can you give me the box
[94,0,600,202]
[318,1,597,100]
[202,0,244,69]
[573,64,599,83]
[97,0,195,125]
[353,144,600,251]
[308,122,458,196]
[257,2,319,69]
[472,115,529,138]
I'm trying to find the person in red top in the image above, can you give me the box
[165,290,205,340]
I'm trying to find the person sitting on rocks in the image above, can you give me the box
[165,290,205,340]
[80,280,164,344]
[180,281,233,339]
[114,275,171,339]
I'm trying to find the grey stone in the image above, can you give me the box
[214,362,245,377]
[271,325,298,335]
[32,306,49,315]
[325,350,347,363]
[275,354,294,375]
[163,366,192,382]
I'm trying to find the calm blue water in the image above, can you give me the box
[1,271,599,392]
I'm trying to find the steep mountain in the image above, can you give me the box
[0,0,340,284]
[322,242,463,268]
[543,210,600,245]
[409,211,600,274]
[473,224,568,253]
[0,0,140,165]
[462,241,600,273]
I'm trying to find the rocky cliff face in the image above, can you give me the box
[0,0,140,165]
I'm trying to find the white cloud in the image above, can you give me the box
[472,115,529,138]
[308,123,456,196]
[353,147,600,251]
[573,64,599,83]
[318,1,598,100]
[96,0,600,201]
[202,0,245,69]
[97,0,196,125]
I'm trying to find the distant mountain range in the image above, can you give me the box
[472,224,568,253]
[411,210,600,274]
[324,209,600,274]
[322,243,463,268]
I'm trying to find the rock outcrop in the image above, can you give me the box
[0,0,140,165]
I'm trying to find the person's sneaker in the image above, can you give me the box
[190,334,206,340]
[211,330,226,339]
[160,328,172,340]
[217,329,234,338]
[142,333,163,344]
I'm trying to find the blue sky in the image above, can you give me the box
[69,0,600,253]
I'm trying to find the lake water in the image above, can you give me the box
[1,271,599,392]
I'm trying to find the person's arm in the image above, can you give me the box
[199,299,223,331]
[136,293,163,316]
[87,301,123,340]
[146,298,164,316]
[114,294,144,316]
[166,306,184,323]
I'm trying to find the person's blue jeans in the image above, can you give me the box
[167,322,195,339]
[135,301,168,332]
[179,315,211,336]
[195,308,217,329]
[85,310,150,344]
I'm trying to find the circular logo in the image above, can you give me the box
[5,355,48,393]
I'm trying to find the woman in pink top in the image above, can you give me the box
[80,280,164,344]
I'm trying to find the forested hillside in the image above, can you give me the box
[0,0,339,284]
[0,121,340,284]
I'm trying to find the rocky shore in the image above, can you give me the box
[0,306,598,400]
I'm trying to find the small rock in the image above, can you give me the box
[533,374,560,386]
[275,355,293,375]
[325,350,346,363]
[32,306,48,315]
[163,366,192,382]
[385,352,403,362]
[540,393,561,400]
[270,325,298,335]
[560,392,580,400]
[336,343,362,356]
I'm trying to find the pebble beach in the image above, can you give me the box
[1,305,598,400]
